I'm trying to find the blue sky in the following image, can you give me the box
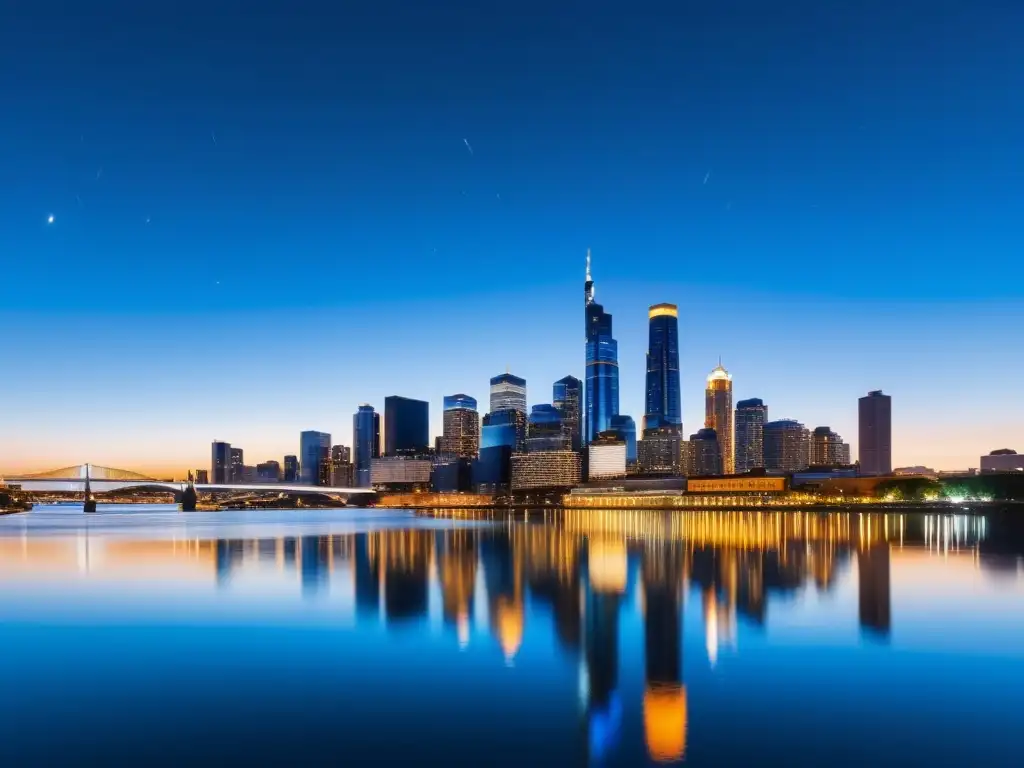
[1,1,1022,474]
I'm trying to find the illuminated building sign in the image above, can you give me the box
[686,477,786,493]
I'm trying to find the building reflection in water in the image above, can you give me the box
[14,510,1015,764]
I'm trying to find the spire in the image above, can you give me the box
[585,248,592,281]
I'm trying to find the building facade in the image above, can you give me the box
[637,428,683,475]
[330,445,354,487]
[370,456,432,490]
[230,447,244,483]
[734,398,767,473]
[441,394,480,459]
[609,414,637,465]
[858,390,892,476]
[476,408,526,492]
[384,395,429,456]
[490,373,527,414]
[299,431,331,485]
[283,455,299,483]
[688,427,723,476]
[588,432,627,480]
[256,461,281,482]
[211,441,231,484]
[644,303,681,433]
[584,250,620,445]
[763,420,810,472]
[980,449,1024,473]
[810,427,851,466]
[526,404,567,452]
[353,404,381,487]
[705,364,734,474]
[553,375,582,452]
[510,450,582,490]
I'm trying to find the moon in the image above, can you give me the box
[46,214,55,225]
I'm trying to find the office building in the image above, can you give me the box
[644,303,682,433]
[609,415,637,465]
[476,408,526,492]
[353,404,381,487]
[859,390,892,476]
[283,455,299,483]
[526,404,568,452]
[229,447,244,482]
[763,420,810,472]
[256,461,281,483]
[588,431,627,481]
[705,363,734,474]
[810,427,851,466]
[490,372,527,413]
[384,395,429,456]
[734,398,767,473]
[431,453,472,492]
[688,427,723,476]
[371,456,432,491]
[211,441,232,484]
[194,469,209,484]
[980,449,1024,473]
[330,445,354,487]
[584,250,620,445]
[511,450,582,490]
[300,431,331,485]
[441,394,480,459]
[637,427,683,475]
[553,375,582,452]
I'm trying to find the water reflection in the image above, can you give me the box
[0,509,1022,766]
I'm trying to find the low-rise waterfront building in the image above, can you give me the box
[510,450,582,490]
[588,432,627,481]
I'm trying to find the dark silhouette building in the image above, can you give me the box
[859,390,892,476]
[644,303,682,433]
[384,395,430,456]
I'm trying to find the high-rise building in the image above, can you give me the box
[511,450,582,490]
[256,460,281,482]
[211,441,231,484]
[330,445,354,487]
[705,363,734,474]
[194,469,209,484]
[441,394,480,459]
[553,375,582,452]
[859,390,892,476]
[526,404,568,452]
[584,250,620,445]
[476,409,526,492]
[371,456,432,490]
[384,395,429,456]
[688,427,723,476]
[644,303,682,433]
[763,420,810,472]
[734,398,768,473]
[300,431,331,485]
[353,404,381,488]
[609,414,637,465]
[283,455,299,483]
[588,431,627,481]
[229,447,244,482]
[490,373,527,414]
[637,427,683,475]
[810,427,851,466]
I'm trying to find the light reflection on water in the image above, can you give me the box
[0,505,1022,767]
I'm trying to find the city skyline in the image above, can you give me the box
[2,3,1022,476]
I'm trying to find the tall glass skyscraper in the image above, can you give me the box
[353,404,381,487]
[705,363,734,474]
[299,431,331,485]
[441,394,480,458]
[584,250,619,445]
[490,373,527,413]
[644,303,681,433]
[211,441,231,484]
[384,395,429,456]
[553,375,582,452]
[734,398,767,473]
[609,414,637,464]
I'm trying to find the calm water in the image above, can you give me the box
[1,505,1022,767]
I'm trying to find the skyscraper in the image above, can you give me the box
[441,394,480,458]
[810,427,851,466]
[229,447,244,482]
[283,455,299,483]
[584,250,619,445]
[705,363,734,474]
[763,420,810,472]
[525,404,567,452]
[734,398,767,473]
[384,395,430,456]
[644,303,681,433]
[211,441,231,484]
[476,408,525,492]
[859,390,892,476]
[299,431,331,485]
[688,427,723,476]
[353,404,381,487]
[610,414,637,465]
[489,373,527,413]
[553,375,582,452]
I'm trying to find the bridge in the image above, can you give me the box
[2,464,375,511]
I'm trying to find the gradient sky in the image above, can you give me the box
[2,1,1022,476]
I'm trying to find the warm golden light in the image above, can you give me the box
[649,303,678,319]
[495,597,524,661]
[644,685,687,763]
[588,537,628,593]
